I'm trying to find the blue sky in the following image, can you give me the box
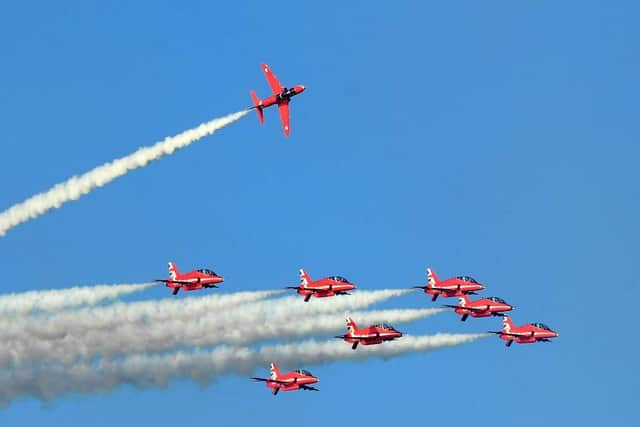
[1,1,638,425]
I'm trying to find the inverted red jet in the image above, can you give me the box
[286,269,356,302]
[488,315,559,347]
[154,261,223,295]
[443,295,513,321]
[252,362,319,395]
[413,268,485,301]
[250,63,305,136]
[335,317,403,350]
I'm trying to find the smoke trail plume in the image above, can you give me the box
[0,290,411,367]
[0,110,249,236]
[0,333,487,405]
[0,289,282,341]
[0,282,157,316]
[210,307,445,346]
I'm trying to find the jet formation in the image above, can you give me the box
[153,260,558,395]
[151,64,557,396]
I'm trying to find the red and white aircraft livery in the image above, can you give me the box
[286,268,356,302]
[252,362,319,395]
[335,317,403,350]
[414,268,485,301]
[250,63,305,136]
[444,295,513,321]
[488,315,559,347]
[154,262,224,295]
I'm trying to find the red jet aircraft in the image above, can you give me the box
[335,317,403,350]
[154,262,223,295]
[286,269,356,302]
[444,295,513,321]
[250,63,305,136]
[252,362,319,395]
[488,315,559,347]
[413,268,485,301]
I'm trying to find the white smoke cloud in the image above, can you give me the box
[0,110,249,236]
[0,282,157,315]
[0,333,488,405]
[0,290,412,367]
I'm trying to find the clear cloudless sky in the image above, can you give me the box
[1,1,638,426]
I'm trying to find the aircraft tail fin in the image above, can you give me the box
[458,295,470,307]
[250,90,264,123]
[168,262,179,280]
[427,268,439,286]
[346,316,358,334]
[269,362,280,379]
[502,315,514,332]
[299,269,311,288]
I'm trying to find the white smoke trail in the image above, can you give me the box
[0,289,282,341]
[0,282,157,316]
[0,333,488,405]
[207,307,445,346]
[0,109,249,237]
[0,290,412,367]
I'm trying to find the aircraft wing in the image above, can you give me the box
[251,377,289,385]
[261,63,284,94]
[306,287,333,293]
[430,286,458,291]
[278,101,290,136]
[412,285,453,292]
[443,304,486,312]
[154,279,194,285]
[488,331,525,337]
[285,285,327,293]
[300,384,319,391]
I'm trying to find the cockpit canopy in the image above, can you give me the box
[329,276,350,283]
[488,296,507,303]
[456,276,478,283]
[373,323,395,330]
[196,269,218,276]
[295,369,313,376]
[532,322,552,330]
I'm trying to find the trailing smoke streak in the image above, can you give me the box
[204,307,446,346]
[0,110,249,237]
[0,290,413,367]
[0,333,488,405]
[0,283,157,315]
[0,290,282,341]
